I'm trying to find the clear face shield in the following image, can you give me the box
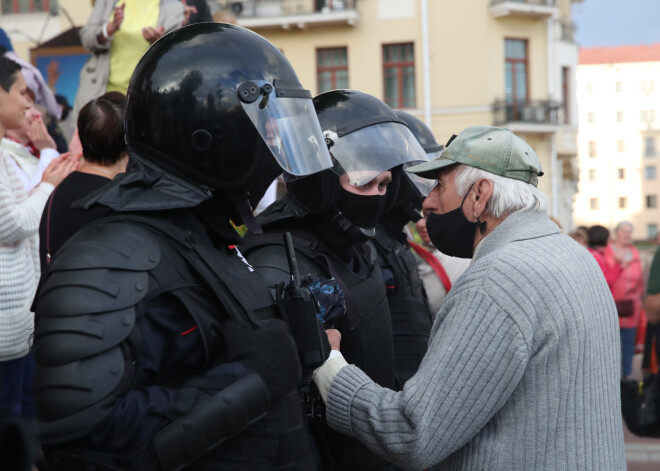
[325,121,428,188]
[238,79,333,178]
[402,147,445,197]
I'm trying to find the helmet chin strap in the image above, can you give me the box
[332,211,375,243]
[232,193,263,235]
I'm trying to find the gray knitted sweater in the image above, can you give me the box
[325,210,626,470]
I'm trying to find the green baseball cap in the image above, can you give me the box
[406,125,544,187]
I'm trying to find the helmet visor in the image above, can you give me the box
[326,122,428,186]
[238,80,333,177]
[402,148,443,196]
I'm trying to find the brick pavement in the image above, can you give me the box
[624,421,660,470]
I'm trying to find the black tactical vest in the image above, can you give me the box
[33,212,313,470]
[241,200,397,471]
[373,225,433,389]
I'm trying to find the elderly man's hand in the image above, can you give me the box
[326,328,341,351]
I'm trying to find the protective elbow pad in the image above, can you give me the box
[151,373,270,471]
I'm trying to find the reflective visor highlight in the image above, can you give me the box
[239,80,333,177]
[325,121,428,186]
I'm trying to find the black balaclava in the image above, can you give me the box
[337,189,387,234]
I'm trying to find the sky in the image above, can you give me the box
[572,0,660,48]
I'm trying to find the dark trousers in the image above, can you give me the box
[620,327,637,377]
[0,350,35,420]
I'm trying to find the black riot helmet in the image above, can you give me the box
[395,111,443,158]
[286,90,427,218]
[125,23,332,215]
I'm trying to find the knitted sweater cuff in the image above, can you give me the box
[325,365,372,437]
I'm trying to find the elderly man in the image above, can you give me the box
[313,126,626,470]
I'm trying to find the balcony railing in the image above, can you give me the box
[493,99,563,126]
[228,0,359,29]
[489,0,557,19]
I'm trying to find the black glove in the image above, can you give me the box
[301,275,346,327]
[222,319,302,401]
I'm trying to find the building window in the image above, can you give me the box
[648,224,659,240]
[617,140,625,152]
[617,111,624,122]
[615,82,622,93]
[641,80,654,94]
[587,112,595,123]
[645,137,656,157]
[317,47,348,94]
[617,168,625,180]
[383,43,415,108]
[1,0,50,13]
[588,169,597,181]
[647,195,657,209]
[590,198,598,210]
[641,110,656,122]
[587,83,594,94]
[589,141,597,158]
[646,165,656,180]
[504,38,528,119]
[618,197,627,209]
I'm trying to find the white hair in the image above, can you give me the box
[614,221,633,233]
[452,164,549,218]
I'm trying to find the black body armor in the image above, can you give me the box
[373,225,433,389]
[240,195,396,471]
[33,209,314,470]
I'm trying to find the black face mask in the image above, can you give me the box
[425,183,486,259]
[337,188,387,233]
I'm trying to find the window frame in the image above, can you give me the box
[1,0,50,14]
[316,47,349,94]
[504,38,529,121]
[617,168,625,180]
[382,42,416,109]
[618,197,627,209]
[645,137,656,158]
[645,165,657,180]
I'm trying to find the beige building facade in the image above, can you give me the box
[1,0,580,227]
[574,45,660,240]
[236,0,581,229]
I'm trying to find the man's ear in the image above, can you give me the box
[468,178,493,219]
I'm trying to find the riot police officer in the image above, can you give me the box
[32,23,333,470]
[373,110,441,388]
[240,90,428,471]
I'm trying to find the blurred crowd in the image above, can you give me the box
[569,223,660,379]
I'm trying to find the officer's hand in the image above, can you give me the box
[222,319,302,401]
